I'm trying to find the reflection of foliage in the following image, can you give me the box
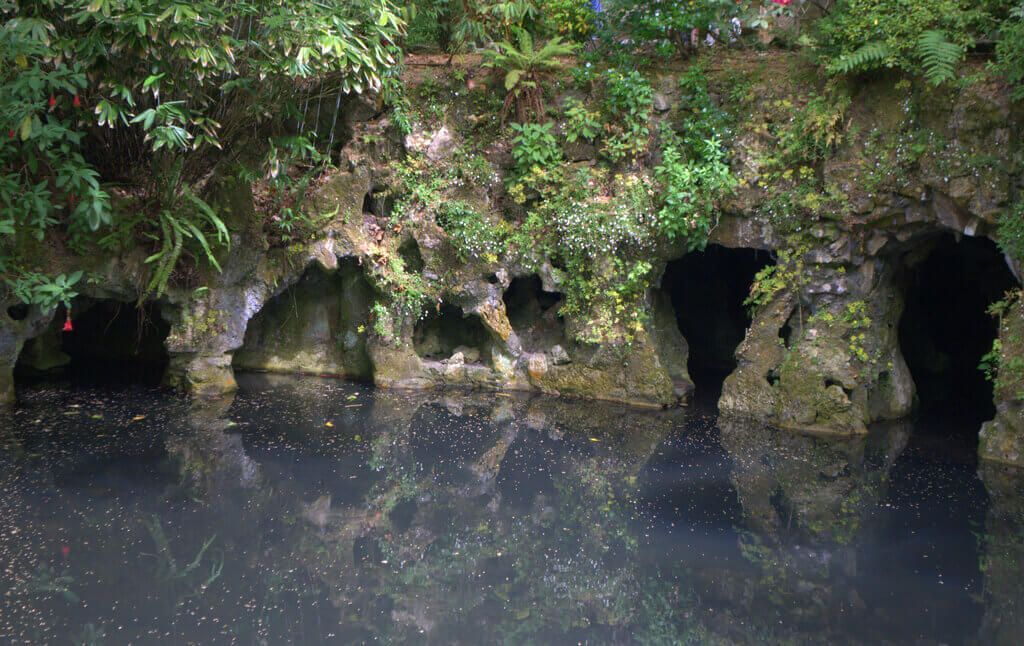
[301,408,677,643]
[634,582,712,646]
[142,516,224,606]
[25,562,79,603]
[72,623,106,646]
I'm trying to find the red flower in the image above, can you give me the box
[48,95,57,108]
[60,545,71,558]
[771,0,792,4]
[62,313,74,333]
[72,94,81,108]
[7,130,13,139]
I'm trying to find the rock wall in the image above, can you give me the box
[1,56,1021,463]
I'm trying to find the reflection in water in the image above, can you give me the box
[0,373,1017,644]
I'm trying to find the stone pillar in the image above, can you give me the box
[720,259,914,434]
[0,304,56,407]
[163,287,262,399]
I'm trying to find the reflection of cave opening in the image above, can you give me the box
[234,260,374,381]
[898,234,1019,428]
[503,275,566,353]
[17,299,170,385]
[414,304,492,364]
[662,245,773,401]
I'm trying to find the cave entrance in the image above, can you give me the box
[898,234,1019,434]
[17,299,170,386]
[503,275,566,353]
[663,245,773,404]
[234,260,375,381]
[414,304,492,365]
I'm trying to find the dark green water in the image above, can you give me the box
[0,373,1021,644]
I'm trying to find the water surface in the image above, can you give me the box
[0,374,1021,644]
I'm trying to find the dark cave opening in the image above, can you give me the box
[503,275,566,353]
[414,304,493,364]
[17,299,170,386]
[898,234,1019,429]
[663,245,773,403]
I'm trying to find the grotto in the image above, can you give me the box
[897,233,1020,435]
[3,3,1024,641]
[233,259,375,381]
[16,299,170,386]
[661,245,773,403]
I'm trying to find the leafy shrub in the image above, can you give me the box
[1,0,404,303]
[814,0,990,83]
[654,129,735,250]
[510,122,563,178]
[529,169,660,343]
[652,66,736,249]
[483,28,575,123]
[540,0,597,41]
[406,0,542,53]
[604,0,744,57]
[993,3,1024,100]
[601,69,653,162]
[562,97,602,144]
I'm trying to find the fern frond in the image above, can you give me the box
[917,30,963,86]
[827,41,891,76]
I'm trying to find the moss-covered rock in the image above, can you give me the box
[980,294,1024,467]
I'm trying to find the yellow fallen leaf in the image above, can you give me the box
[131,415,145,421]
[325,421,334,427]
[589,437,600,442]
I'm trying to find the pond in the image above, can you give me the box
[0,373,1021,644]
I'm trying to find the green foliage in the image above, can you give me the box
[980,290,1024,402]
[810,300,875,363]
[653,128,734,250]
[652,68,736,250]
[600,69,653,162]
[515,167,661,343]
[436,201,508,262]
[0,14,112,259]
[483,28,576,123]
[509,122,563,179]
[562,97,601,144]
[541,0,597,41]
[997,202,1024,262]
[5,270,83,312]
[370,252,435,339]
[993,4,1024,100]
[825,31,964,85]
[142,173,230,299]
[603,0,748,58]
[744,245,811,315]
[1,0,404,303]
[825,41,893,76]
[259,135,331,246]
[917,30,965,86]
[814,0,987,82]
[407,0,541,53]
